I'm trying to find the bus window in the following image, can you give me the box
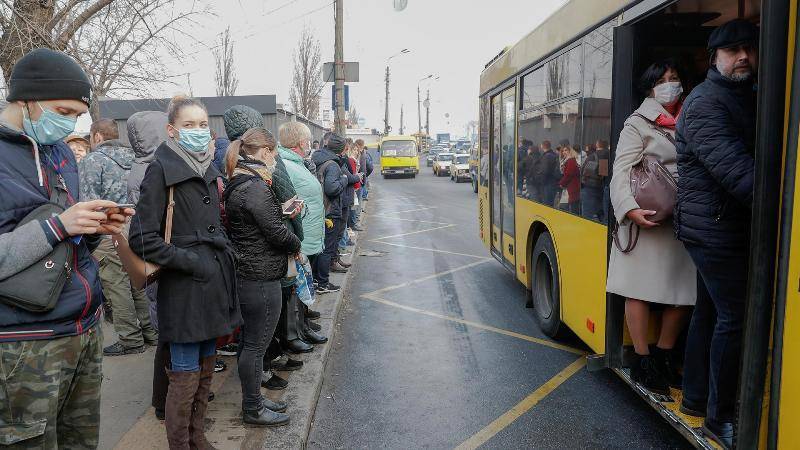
[479,96,490,187]
[581,21,614,224]
[491,94,502,250]
[381,140,416,157]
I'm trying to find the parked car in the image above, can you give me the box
[450,154,471,182]
[433,152,454,176]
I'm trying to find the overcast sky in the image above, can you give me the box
[81,0,568,135]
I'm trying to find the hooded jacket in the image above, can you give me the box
[78,139,133,203]
[278,146,325,255]
[311,147,348,219]
[127,111,168,206]
[0,123,103,342]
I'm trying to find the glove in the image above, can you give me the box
[325,218,334,229]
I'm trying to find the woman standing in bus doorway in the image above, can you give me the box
[607,60,696,395]
[130,95,242,448]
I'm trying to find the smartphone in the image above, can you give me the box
[282,199,304,216]
[99,203,135,212]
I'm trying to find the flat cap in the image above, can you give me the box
[708,19,759,51]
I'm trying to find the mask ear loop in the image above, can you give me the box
[23,103,45,187]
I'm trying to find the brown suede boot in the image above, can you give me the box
[189,356,217,450]
[165,370,200,450]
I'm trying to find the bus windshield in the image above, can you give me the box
[381,140,416,157]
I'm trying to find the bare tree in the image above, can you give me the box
[213,26,238,97]
[0,0,116,80]
[347,104,359,127]
[64,0,204,118]
[289,25,323,120]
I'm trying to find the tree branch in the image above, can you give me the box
[49,0,86,30]
[57,0,115,48]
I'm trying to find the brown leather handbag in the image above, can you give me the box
[613,115,678,253]
[114,187,175,290]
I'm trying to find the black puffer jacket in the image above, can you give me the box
[675,68,756,249]
[224,161,301,281]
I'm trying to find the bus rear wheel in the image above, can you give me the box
[531,231,564,338]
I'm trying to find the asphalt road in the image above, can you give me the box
[307,156,690,450]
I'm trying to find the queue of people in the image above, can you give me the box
[0,46,371,449]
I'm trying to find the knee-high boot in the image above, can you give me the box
[152,341,170,416]
[282,290,313,353]
[298,300,327,344]
[189,356,217,450]
[165,369,200,450]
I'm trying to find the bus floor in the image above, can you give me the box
[307,160,692,450]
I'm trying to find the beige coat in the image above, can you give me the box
[606,98,696,305]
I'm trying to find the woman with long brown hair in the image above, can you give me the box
[224,127,301,426]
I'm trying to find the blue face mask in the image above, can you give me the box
[23,102,78,145]
[177,127,212,152]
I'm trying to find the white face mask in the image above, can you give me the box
[653,81,683,106]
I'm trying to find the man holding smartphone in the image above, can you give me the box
[0,48,133,448]
[80,118,158,356]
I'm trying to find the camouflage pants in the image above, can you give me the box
[0,326,102,449]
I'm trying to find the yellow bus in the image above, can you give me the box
[379,135,419,178]
[477,0,797,447]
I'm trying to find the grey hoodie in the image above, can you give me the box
[127,111,169,206]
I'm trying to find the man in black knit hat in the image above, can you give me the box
[0,48,132,448]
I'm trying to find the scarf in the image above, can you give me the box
[233,158,274,185]
[166,137,213,177]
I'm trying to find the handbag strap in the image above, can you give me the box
[164,187,175,244]
[631,112,676,146]
[612,222,640,253]
[216,177,229,228]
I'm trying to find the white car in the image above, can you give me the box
[450,154,471,182]
[433,153,455,176]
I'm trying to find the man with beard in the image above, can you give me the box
[674,19,758,448]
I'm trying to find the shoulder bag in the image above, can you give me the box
[0,172,74,312]
[114,186,175,290]
[612,114,678,253]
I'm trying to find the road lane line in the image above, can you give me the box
[371,224,455,241]
[360,294,584,355]
[368,240,491,260]
[454,357,587,450]
[378,206,437,214]
[362,260,493,296]
[370,215,453,225]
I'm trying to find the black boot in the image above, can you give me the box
[272,357,303,372]
[306,319,321,332]
[651,346,682,388]
[298,304,328,344]
[261,371,289,390]
[283,292,314,353]
[305,308,321,320]
[630,353,670,395]
[259,395,287,413]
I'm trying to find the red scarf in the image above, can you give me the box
[655,101,682,129]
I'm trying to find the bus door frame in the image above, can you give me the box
[488,80,518,271]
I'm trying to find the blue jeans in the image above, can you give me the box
[350,188,363,225]
[362,182,369,199]
[169,339,217,372]
[682,244,748,422]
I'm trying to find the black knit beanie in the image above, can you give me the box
[6,48,92,106]
[327,134,346,153]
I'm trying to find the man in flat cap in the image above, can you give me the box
[674,18,759,448]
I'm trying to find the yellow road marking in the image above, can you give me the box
[368,240,490,260]
[454,357,587,450]
[371,215,453,225]
[362,260,493,296]
[361,294,584,356]
[371,224,455,241]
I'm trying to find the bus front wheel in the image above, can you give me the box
[531,231,564,338]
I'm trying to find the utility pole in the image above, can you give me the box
[425,88,430,136]
[417,84,422,136]
[384,66,390,135]
[334,0,345,135]
[399,104,404,135]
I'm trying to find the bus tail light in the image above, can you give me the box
[586,318,595,333]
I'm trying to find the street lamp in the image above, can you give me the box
[384,48,410,135]
[417,74,433,136]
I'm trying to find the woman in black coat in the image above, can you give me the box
[129,95,241,449]
[223,127,302,426]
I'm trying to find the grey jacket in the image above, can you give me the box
[127,111,168,206]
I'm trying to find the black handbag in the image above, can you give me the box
[0,174,74,312]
